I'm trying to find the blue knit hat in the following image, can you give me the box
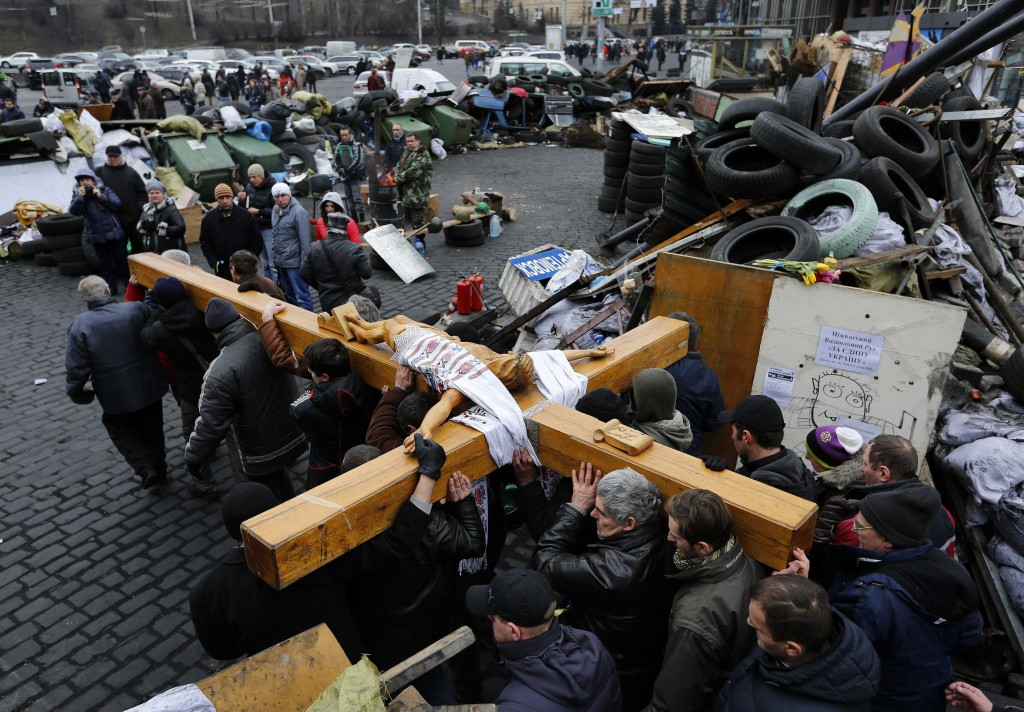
[152,277,187,308]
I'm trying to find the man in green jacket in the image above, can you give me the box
[393,132,432,232]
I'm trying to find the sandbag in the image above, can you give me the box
[219,105,245,132]
[988,535,1024,617]
[939,394,1024,447]
[59,110,97,155]
[155,166,187,197]
[946,436,1024,504]
[156,115,206,141]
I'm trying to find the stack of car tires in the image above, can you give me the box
[598,119,631,214]
[443,220,487,247]
[624,140,668,223]
[662,143,720,232]
[33,214,98,277]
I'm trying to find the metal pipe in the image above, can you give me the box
[946,11,1024,68]
[597,217,651,249]
[825,0,1023,125]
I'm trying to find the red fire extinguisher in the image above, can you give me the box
[455,279,472,315]
[468,274,484,312]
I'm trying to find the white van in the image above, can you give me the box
[391,68,457,97]
[484,57,582,81]
[326,41,357,57]
[182,47,227,62]
[41,68,97,106]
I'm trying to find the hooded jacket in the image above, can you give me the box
[737,447,816,502]
[68,168,125,244]
[646,538,762,712]
[495,618,623,712]
[313,192,360,243]
[715,612,881,712]
[633,368,693,452]
[829,543,984,712]
[535,506,667,706]
[185,318,306,476]
[393,143,432,210]
[65,298,168,414]
[271,196,311,269]
[300,211,373,313]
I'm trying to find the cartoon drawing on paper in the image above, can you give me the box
[787,371,918,440]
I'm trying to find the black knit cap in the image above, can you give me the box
[859,482,940,549]
[205,297,242,332]
[221,482,279,540]
[576,387,627,422]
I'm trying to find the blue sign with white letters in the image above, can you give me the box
[509,248,572,281]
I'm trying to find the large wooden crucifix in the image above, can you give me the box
[130,253,817,589]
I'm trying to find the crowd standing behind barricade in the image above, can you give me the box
[57,151,991,707]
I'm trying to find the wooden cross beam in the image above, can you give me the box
[130,253,816,589]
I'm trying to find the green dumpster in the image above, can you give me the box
[152,131,237,202]
[220,132,286,176]
[383,114,433,147]
[420,104,476,147]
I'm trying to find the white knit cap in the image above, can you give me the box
[835,427,864,455]
[271,183,291,197]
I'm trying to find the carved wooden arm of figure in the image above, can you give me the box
[403,389,466,453]
[561,345,615,361]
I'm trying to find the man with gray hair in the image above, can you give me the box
[65,276,169,488]
[534,464,667,710]
[665,312,725,456]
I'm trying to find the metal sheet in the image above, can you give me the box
[610,109,695,138]
[0,156,89,215]
[939,108,1012,122]
[362,224,435,284]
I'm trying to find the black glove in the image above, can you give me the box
[700,455,730,472]
[186,460,204,478]
[69,388,95,405]
[414,433,446,480]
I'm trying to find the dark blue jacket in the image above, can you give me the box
[829,543,984,712]
[65,298,168,414]
[496,619,623,712]
[2,104,25,121]
[715,612,880,712]
[68,168,125,244]
[665,352,725,455]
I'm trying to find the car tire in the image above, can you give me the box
[786,76,826,133]
[750,112,842,174]
[706,139,799,198]
[41,232,83,252]
[605,137,631,153]
[664,97,694,118]
[903,72,951,109]
[34,252,57,267]
[52,245,87,264]
[823,120,856,139]
[444,219,486,246]
[16,239,48,257]
[627,172,665,189]
[628,160,666,176]
[782,178,879,259]
[718,98,786,131]
[852,105,940,178]
[1,118,44,138]
[710,216,821,264]
[799,138,863,185]
[605,165,627,180]
[630,140,667,157]
[939,95,987,161]
[35,213,84,237]
[597,196,621,213]
[568,83,586,99]
[583,78,614,96]
[347,66,356,75]
[161,88,176,101]
[857,156,936,230]
[628,151,667,167]
[694,128,751,163]
[625,196,662,213]
[277,142,317,172]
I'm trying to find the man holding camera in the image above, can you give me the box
[69,167,130,294]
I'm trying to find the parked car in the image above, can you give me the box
[21,58,58,89]
[216,59,279,81]
[485,57,582,82]
[280,55,331,79]
[225,47,252,60]
[456,40,492,58]
[98,53,136,73]
[498,47,527,57]
[352,70,391,98]
[0,51,38,69]
[525,50,567,61]
[355,50,386,68]
[134,49,170,60]
[325,55,363,75]
[53,53,90,66]
[300,46,327,59]
[113,70,181,100]
[41,68,97,106]
[414,44,433,60]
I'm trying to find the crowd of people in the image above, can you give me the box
[62,246,993,711]
[565,37,691,71]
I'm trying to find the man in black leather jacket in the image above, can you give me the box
[300,213,373,313]
[533,465,668,711]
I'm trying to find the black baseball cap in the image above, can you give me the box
[719,394,785,432]
[466,569,555,626]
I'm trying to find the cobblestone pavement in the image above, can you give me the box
[0,141,609,711]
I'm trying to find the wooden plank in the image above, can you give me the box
[823,46,851,118]
[381,626,476,692]
[129,252,420,392]
[195,624,349,712]
[648,253,777,462]
[531,402,816,570]
[837,244,932,270]
[242,315,691,589]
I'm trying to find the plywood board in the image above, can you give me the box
[648,254,778,460]
[362,224,434,284]
[195,624,349,712]
[532,403,816,570]
[753,277,967,465]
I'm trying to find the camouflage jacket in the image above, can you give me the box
[393,144,432,209]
